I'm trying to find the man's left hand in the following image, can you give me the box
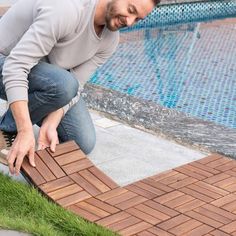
[37,108,64,152]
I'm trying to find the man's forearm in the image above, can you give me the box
[10,101,32,132]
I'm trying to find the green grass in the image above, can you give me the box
[0,172,118,236]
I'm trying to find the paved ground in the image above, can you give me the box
[0,99,207,186]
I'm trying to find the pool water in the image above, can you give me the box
[89,3,236,129]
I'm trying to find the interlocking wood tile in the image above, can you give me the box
[89,166,118,189]
[34,153,56,182]
[20,144,236,236]
[39,176,74,193]
[116,195,148,210]
[185,210,224,228]
[36,149,66,178]
[169,177,198,189]
[48,184,83,201]
[86,198,120,214]
[125,184,157,199]
[206,158,232,169]
[119,222,152,236]
[47,141,79,157]
[197,154,222,165]
[175,199,205,213]
[108,216,141,232]
[96,212,131,226]
[174,166,207,180]
[142,178,173,192]
[220,221,236,234]
[189,161,221,175]
[62,158,93,175]
[211,194,236,213]
[169,218,202,235]
[183,224,213,236]
[67,204,100,222]
[210,229,233,236]
[150,170,179,182]
[204,173,232,185]
[138,226,175,236]
[22,158,46,185]
[156,214,190,231]
[179,186,215,203]
[57,191,91,207]
[54,149,86,165]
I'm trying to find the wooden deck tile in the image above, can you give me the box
[20,144,236,236]
[47,141,79,157]
[138,226,175,236]
[36,149,66,178]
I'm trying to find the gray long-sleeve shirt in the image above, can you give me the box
[0,0,119,113]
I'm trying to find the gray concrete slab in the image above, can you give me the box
[89,110,207,186]
[0,230,31,236]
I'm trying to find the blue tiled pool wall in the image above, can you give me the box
[121,0,236,31]
[89,1,236,129]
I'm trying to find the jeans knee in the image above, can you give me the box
[53,71,79,107]
[75,132,96,155]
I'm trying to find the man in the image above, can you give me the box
[0,0,159,175]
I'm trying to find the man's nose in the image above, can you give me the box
[126,16,136,26]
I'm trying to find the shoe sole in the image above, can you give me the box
[0,130,9,166]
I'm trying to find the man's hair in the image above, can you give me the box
[153,0,161,5]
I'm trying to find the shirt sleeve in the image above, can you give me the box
[62,33,120,115]
[2,1,76,105]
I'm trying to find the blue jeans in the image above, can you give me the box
[0,54,96,154]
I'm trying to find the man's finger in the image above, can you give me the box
[28,147,36,167]
[50,137,57,153]
[7,149,16,175]
[14,154,25,176]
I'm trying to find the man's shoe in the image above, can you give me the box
[0,130,17,166]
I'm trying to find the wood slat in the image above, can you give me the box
[48,184,83,201]
[21,158,46,185]
[54,149,86,166]
[62,159,93,175]
[47,141,79,157]
[39,176,74,193]
[89,166,118,189]
[36,149,66,178]
[34,153,56,182]
[79,169,111,193]
[67,204,100,222]
[57,191,91,207]
[86,198,120,214]
[119,222,152,236]
[69,172,102,196]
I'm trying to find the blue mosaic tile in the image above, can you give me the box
[89,1,236,129]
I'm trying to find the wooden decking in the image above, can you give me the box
[21,141,236,236]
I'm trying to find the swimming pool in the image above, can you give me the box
[88,0,236,129]
[83,0,236,157]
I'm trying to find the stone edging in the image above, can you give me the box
[82,84,236,159]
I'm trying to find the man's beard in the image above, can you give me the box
[105,0,125,31]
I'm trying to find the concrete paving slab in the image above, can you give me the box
[0,230,31,236]
[94,117,121,128]
[96,156,159,186]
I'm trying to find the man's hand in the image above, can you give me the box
[8,101,35,175]
[7,128,35,175]
[37,108,64,152]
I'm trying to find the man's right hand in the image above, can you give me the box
[8,101,36,175]
[7,128,36,175]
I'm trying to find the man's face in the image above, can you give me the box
[105,0,155,31]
